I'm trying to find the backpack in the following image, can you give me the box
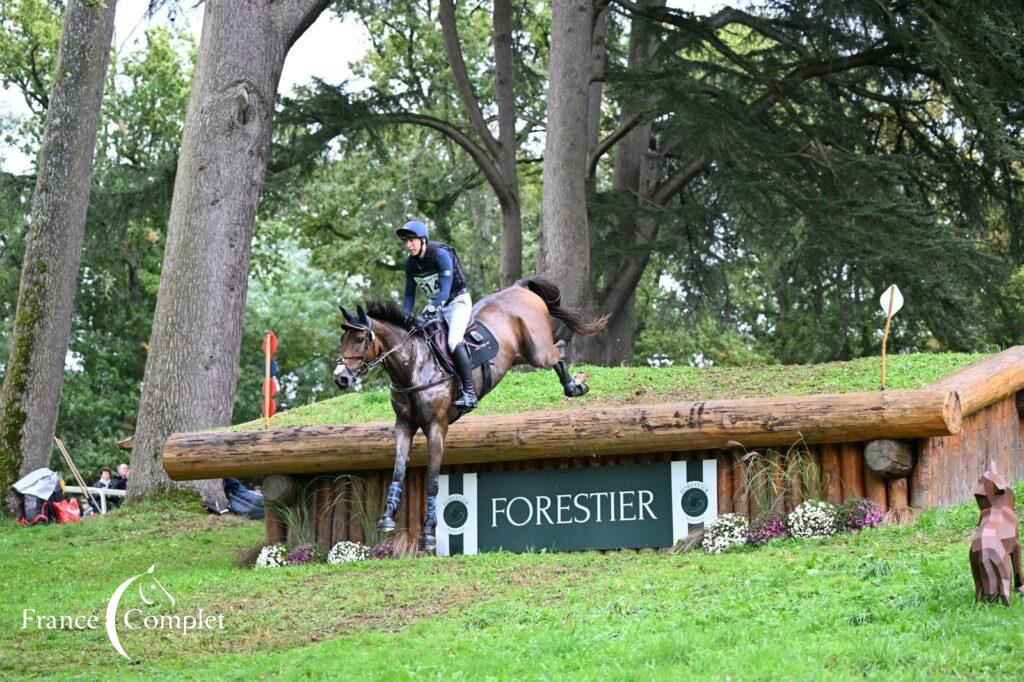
[18,494,50,526]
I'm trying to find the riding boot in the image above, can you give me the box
[452,342,478,410]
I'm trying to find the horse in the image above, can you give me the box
[333,276,608,551]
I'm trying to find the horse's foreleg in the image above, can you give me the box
[378,419,414,533]
[420,420,448,552]
[554,359,589,398]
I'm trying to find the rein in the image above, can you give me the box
[340,322,453,395]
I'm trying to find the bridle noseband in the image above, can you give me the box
[338,320,416,377]
[337,318,452,394]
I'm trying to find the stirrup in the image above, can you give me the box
[454,390,477,410]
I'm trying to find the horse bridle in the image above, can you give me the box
[338,319,452,393]
[338,320,416,377]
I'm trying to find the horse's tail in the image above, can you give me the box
[515,277,609,336]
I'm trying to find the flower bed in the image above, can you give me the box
[701,497,884,555]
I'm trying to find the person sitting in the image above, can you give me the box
[109,463,129,508]
[396,219,477,410]
[80,498,97,518]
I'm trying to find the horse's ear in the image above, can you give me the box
[339,305,353,323]
[357,305,368,324]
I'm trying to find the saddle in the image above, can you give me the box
[421,318,500,393]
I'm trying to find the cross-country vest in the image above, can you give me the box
[405,241,469,304]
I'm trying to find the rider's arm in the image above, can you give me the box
[402,273,416,314]
[430,248,454,309]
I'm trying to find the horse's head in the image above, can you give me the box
[334,305,381,391]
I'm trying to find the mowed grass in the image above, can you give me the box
[3,490,1023,680]
[236,352,986,429]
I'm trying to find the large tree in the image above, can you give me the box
[129,0,332,499]
[0,0,117,505]
[538,0,596,313]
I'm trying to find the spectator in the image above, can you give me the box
[222,478,265,520]
[109,463,129,508]
[80,498,97,518]
[94,467,114,490]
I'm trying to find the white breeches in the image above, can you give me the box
[443,293,473,352]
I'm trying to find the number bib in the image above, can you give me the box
[415,273,441,297]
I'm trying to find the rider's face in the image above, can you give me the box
[404,237,424,257]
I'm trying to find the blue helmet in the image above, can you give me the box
[396,220,429,241]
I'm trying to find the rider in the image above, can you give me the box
[396,219,478,410]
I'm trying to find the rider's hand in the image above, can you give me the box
[413,305,438,330]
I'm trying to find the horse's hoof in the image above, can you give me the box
[564,381,589,398]
[377,516,396,533]
[418,533,436,552]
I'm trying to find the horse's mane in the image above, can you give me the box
[365,299,415,330]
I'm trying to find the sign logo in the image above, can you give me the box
[21,565,224,661]
[437,460,718,555]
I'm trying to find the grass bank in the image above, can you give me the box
[236,352,985,429]
[2,487,1021,679]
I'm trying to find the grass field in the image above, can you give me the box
[3,488,1022,680]
[235,351,986,429]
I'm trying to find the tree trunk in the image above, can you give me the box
[539,0,595,314]
[128,0,330,502]
[493,0,522,286]
[575,0,662,365]
[0,0,117,509]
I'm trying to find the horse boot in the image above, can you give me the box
[452,342,478,410]
[377,482,402,533]
[419,496,438,552]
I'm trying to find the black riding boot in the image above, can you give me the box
[452,342,478,410]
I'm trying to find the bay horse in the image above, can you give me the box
[333,277,608,551]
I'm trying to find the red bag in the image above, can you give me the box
[53,498,81,524]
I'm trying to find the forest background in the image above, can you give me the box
[0,0,1022,478]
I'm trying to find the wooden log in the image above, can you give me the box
[331,476,349,544]
[315,476,333,549]
[264,506,286,545]
[862,458,889,509]
[263,474,300,504]
[839,443,865,500]
[163,389,962,480]
[733,451,750,518]
[929,346,1024,416]
[887,477,909,509]
[820,444,842,506]
[864,439,914,479]
[717,453,733,515]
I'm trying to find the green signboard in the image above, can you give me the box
[437,459,717,555]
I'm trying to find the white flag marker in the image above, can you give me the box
[879,284,903,390]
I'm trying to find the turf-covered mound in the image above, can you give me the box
[234,352,985,429]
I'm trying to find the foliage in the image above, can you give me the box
[837,497,886,532]
[327,540,370,563]
[746,512,789,547]
[700,512,748,554]
[787,499,839,539]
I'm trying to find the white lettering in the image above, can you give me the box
[619,490,637,521]
[124,608,142,630]
[22,609,35,629]
[592,492,608,522]
[638,490,656,520]
[536,496,554,525]
[573,493,591,523]
[491,498,508,527]
[506,497,532,527]
[555,495,572,524]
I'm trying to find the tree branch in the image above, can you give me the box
[439,0,501,159]
[271,0,334,52]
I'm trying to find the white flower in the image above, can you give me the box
[702,513,749,554]
[255,544,287,569]
[787,500,838,539]
[327,541,370,564]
